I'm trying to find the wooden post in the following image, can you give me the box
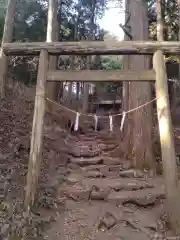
[47,69,155,82]
[155,0,180,234]
[153,50,180,235]
[25,50,48,210]
[0,0,17,98]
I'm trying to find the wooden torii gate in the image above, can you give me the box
[1,0,180,235]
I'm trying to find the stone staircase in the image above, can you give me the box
[58,130,165,205]
[45,129,168,240]
[59,162,164,206]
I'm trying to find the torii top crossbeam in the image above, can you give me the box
[2,41,180,56]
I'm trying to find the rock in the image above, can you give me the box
[49,175,66,191]
[103,157,121,165]
[119,169,144,178]
[1,223,10,236]
[98,212,117,230]
[107,145,125,158]
[38,196,60,209]
[110,180,154,191]
[67,163,79,170]
[66,174,82,184]
[81,164,107,172]
[85,170,104,178]
[108,188,165,206]
[129,210,158,230]
[122,161,132,170]
[107,165,123,172]
[81,165,119,177]
[124,218,153,239]
[82,164,122,176]
[0,200,10,211]
[98,143,118,152]
[70,156,103,166]
[81,178,154,194]
[43,187,55,196]
[62,185,91,201]
[0,164,7,170]
[90,186,109,200]
[133,191,165,206]
[70,147,101,158]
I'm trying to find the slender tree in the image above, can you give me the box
[82,0,96,113]
[67,4,82,106]
[122,0,130,113]
[46,0,59,100]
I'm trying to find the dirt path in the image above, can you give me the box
[1,94,180,239]
[45,202,166,240]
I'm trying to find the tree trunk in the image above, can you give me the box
[46,0,60,101]
[128,0,155,172]
[0,0,17,98]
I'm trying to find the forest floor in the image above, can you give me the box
[1,86,180,239]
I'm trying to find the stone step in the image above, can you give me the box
[80,132,117,140]
[81,166,146,179]
[69,148,101,158]
[67,165,123,179]
[59,177,158,201]
[74,143,117,150]
[70,156,103,166]
[59,184,91,201]
[59,178,161,203]
[69,155,130,167]
[107,187,165,206]
[103,157,130,166]
[81,164,123,178]
[78,138,118,146]
[84,169,105,178]
[98,143,118,152]
[119,169,145,178]
[81,164,122,172]
[78,137,98,142]
[81,178,155,192]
